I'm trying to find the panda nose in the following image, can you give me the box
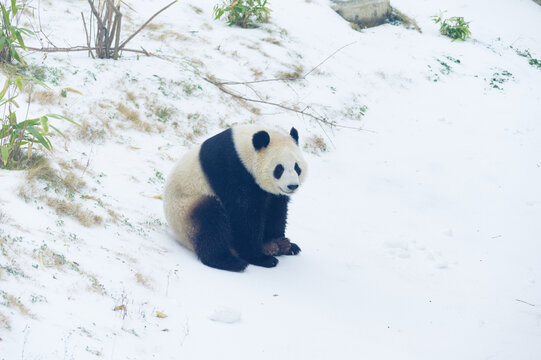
[288,184,299,191]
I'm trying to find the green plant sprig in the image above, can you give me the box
[432,13,471,41]
[213,0,270,28]
[0,1,35,66]
[0,76,78,169]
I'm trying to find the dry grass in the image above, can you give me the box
[190,5,203,14]
[262,37,282,46]
[390,7,422,33]
[149,30,189,42]
[304,135,327,155]
[145,23,164,31]
[250,67,263,78]
[117,103,139,122]
[19,159,104,227]
[46,198,103,226]
[3,292,33,318]
[76,120,107,143]
[37,245,67,268]
[135,273,151,288]
[25,158,85,194]
[276,64,305,80]
[0,311,10,329]
[118,102,152,132]
[33,90,57,105]
[126,91,137,103]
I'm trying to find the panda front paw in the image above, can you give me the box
[267,237,301,256]
[246,255,279,268]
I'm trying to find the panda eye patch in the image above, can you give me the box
[273,164,284,179]
[294,162,302,175]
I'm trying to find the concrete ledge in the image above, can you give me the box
[332,0,391,28]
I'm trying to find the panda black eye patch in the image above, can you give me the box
[294,162,301,175]
[273,164,284,179]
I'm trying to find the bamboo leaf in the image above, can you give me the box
[14,30,26,50]
[15,76,23,91]
[46,113,80,127]
[0,80,10,99]
[26,126,51,151]
[48,124,65,137]
[1,146,9,165]
[40,116,49,133]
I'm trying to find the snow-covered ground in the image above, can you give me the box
[1,0,541,359]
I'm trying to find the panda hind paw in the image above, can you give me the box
[286,242,301,255]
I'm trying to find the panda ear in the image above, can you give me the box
[290,127,299,145]
[252,130,270,150]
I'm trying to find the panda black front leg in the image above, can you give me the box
[228,197,279,268]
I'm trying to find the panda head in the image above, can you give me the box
[234,126,307,196]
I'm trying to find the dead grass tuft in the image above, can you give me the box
[0,311,10,329]
[118,103,140,122]
[118,103,152,132]
[33,90,57,105]
[126,91,137,103]
[76,120,107,143]
[276,64,305,80]
[389,7,422,33]
[19,159,104,227]
[190,5,203,14]
[304,135,327,155]
[25,158,85,194]
[135,273,151,288]
[262,37,282,46]
[146,23,164,31]
[46,198,103,226]
[2,291,33,318]
[149,30,189,42]
[250,67,263,78]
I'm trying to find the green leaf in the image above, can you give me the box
[14,30,26,50]
[11,0,17,15]
[46,113,80,127]
[1,146,10,165]
[1,6,10,26]
[26,126,51,151]
[0,80,10,99]
[15,76,23,91]
[40,116,49,133]
[48,124,65,137]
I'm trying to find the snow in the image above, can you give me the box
[1,0,541,359]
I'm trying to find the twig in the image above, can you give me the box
[81,12,95,58]
[303,41,357,78]
[516,299,536,307]
[204,77,361,130]
[119,0,178,50]
[217,41,357,86]
[26,46,150,56]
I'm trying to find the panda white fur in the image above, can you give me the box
[163,125,307,271]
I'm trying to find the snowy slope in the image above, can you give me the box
[1,0,541,359]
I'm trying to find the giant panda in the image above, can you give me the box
[163,125,307,272]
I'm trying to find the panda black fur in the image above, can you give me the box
[163,125,307,272]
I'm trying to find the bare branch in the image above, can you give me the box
[119,0,178,50]
[216,41,357,86]
[204,77,362,130]
[81,12,95,58]
[26,46,150,56]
